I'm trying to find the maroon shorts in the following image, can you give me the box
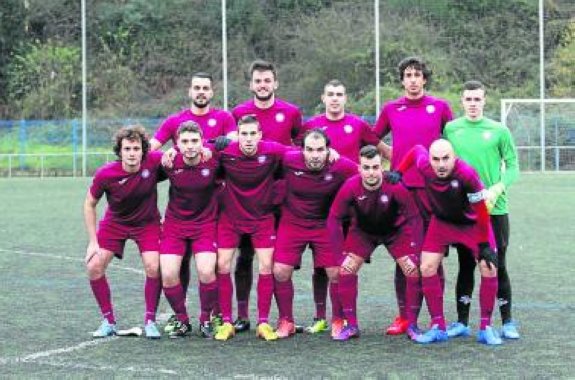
[160,218,217,256]
[97,220,160,259]
[217,213,276,249]
[343,224,419,263]
[422,216,496,258]
[274,221,338,269]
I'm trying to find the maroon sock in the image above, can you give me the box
[218,273,233,323]
[199,280,218,323]
[394,265,407,319]
[90,276,115,324]
[479,276,498,330]
[405,275,422,327]
[421,274,446,330]
[329,281,343,320]
[274,278,294,322]
[312,269,328,320]
[180,254,191,295]
[438,263,446,294]
[338,273,359,327]
[257,274,274,324]
[144,276,161,323]
[163,284,189,324]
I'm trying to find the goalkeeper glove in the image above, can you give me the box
[384,171,402,184]
[478,242,498,270]
[214,136,232,151]
[484,183,505,212]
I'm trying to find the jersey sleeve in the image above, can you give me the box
[222,112,238,135]
[327,182,354,255]
[373,104,391,138]
[154,116,176,145]
[440,101,454,132]
[498,127,520,188]
[360,119,381,146]
[290,107,304,145]
[89,171,106,200]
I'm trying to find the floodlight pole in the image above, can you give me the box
[81,0,87,176]
[539,0,545,171]
[374,0,380,118]
[221,0,228,111]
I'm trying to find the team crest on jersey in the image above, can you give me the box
[380,194,389,203]
[141,169,150,179]
[483,131,492,140]
[201,168,210,177]
[426,105,436,114]
[208,118,217,127]
[450,179,459,188]
[344,124,353,134]
[258,155,267,164]
[275,112,285,123]
[324,173,333,181]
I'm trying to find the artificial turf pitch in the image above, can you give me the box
[0,174,573,379]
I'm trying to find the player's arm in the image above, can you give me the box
[149,138,163,152]
[327,185,353,256]
[84,190,100,264]
[498,128,520,189]
[471,198,498,269]
[376,141,392,161]
[385,145,427,183]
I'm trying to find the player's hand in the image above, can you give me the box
[161,147,177,168]
[341,255,361,274]
[214,136,232,151]
[484,183,505,212]
[328,148,340,162]
[85,241,100,264]
[384,170,402,184]
[201,146,213,162]
[397,256,417,276]
[478,242,498,270]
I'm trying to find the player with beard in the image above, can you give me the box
[84,125,164,339]
[230,60,303,333]
[373,57,453,336]
[272,129,356,339]
[389,140,502,345]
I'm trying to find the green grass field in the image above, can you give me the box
[0,174,574,379]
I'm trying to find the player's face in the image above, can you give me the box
[120,138,143,169]
[430,149,455,178]
[303,136,328,171]
[359,155,383,188]
[177,131,202,160]
[250,70,278,102]
[322,85,346,116]
[401,67,426,99]
[461,88,485,120]
[189,77,213,108]
[238,122,262,156]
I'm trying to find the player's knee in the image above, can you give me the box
[197,266,216,283]
[273,265,292,282]
[420,262,437,277]
[144,262,160,278]
[325,267,339,282]
[86,260,105,280]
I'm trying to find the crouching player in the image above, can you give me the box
[390,139,501,345]
[273,128,356,339]
[327,145,423,340]
[84,125,164,339]
[160,121,220,338]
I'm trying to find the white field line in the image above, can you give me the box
[0,248,144,275]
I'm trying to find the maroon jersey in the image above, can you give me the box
[302,113,380,162]
[219,141,289,221]
[163,153,220,224]
[89,151,163,226]
[409,146,486,224]
[232,98,302,145]
[154,108,236,145]
[281,151,357,228]
[374,95,453,187]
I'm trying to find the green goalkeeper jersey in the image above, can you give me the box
[444,116,519,215]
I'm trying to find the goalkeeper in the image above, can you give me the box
[443,80,520,340]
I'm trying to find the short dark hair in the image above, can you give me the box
[398,56,432,81]
[249,60,277,80]
[324,79,345,92]
[462,80,485,92]
[177,121,203,138]
[302,128,330,147]
[359,145,379,160]
[191,72,213,85]
[113,125,150,159]
[238,114,260,130]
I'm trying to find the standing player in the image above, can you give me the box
[230,60,303,332]
[300,80,388,333]
[84,125,164,339]
[390,140,502,345]
[150,72,234,332]
[327,145,422,341]
[273,129,357,339]
[444,80,520,339]
[159,122,220,339]
[373,56,453,335]
[214,115,290,341]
